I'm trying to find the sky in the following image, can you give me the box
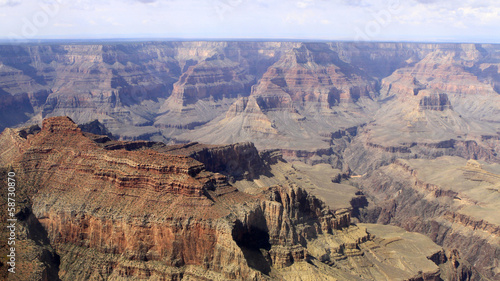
[0,0,499,43]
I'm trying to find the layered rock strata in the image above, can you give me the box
[0,117,466,280]
[356,157,500,280]
[0,117,360,280]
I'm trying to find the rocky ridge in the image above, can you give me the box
[355,157,500,280]
[3,42,499,150]
[2,40,500,280]
[0,117,463,280]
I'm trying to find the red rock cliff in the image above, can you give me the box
[5,116,359,280]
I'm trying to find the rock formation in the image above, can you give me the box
[356,157,500,280]
[418,93,453,111]
[1,41,499,150]
[0,117,465,280]
[2,40,500,280]
[163,54,253,108]
[160,141,274,181]
[249,43,377,108]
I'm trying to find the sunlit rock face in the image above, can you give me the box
[0,116,471,280]
[1,41,500,280]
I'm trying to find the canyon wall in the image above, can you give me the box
[0,117,360,280]
[2,42,499,151]
[0,117,469,280]
[355,158,500,280]
[2,40,500,280]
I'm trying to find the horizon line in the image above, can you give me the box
[0,37,499,46]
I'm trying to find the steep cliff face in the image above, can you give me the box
[0,117,368,280]
[161,142,274,181]
[418,93,453,111]
[0,127,27,167]
[343,129,500,175]
[345,48,500,171]
[1,43,180,101]
[163,54,254,108]
[380,45,490,98]
[155,53,255,131]
[2,41,499,151]
[3,117,255,279]
[0,117,465,280]
[250,43,377,109]
[2,41,500,280]
[180,43,380,150]
[379,44,500,125]
[356,157,500,280]
[0,43,182,136]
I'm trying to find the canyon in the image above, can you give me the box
[0,116,460,280]
[1,41,500,280]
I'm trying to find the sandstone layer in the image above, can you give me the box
[0,117,464,280]
[355,156,500,280]
[2,40,500,280]
[3,42,499,152]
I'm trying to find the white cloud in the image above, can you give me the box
[0,0,499,42]
[285,10,316,25]
[393,0,500,29]
[53,22,74,27]
[296,0,314,9]
[0,0,21,7]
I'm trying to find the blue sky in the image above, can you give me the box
[1,0,499,43]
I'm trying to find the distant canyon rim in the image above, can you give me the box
[0,40,499,280]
